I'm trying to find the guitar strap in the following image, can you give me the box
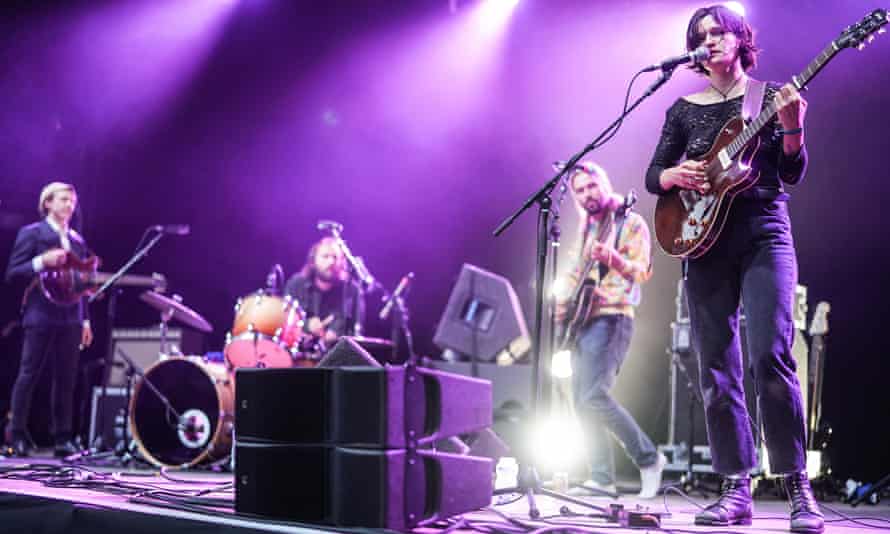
[598,208,629,281]
[742,79,767,123]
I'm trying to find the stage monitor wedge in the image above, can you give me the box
[433,264,530,363]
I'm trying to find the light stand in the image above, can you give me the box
[492,67,677,518]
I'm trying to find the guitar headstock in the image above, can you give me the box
[837,9,888,50]
[808,301,831,337]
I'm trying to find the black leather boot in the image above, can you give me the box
[694,476,753,526]
[784,472,824,534]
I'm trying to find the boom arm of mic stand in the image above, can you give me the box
[493,66,675,238]
[329,230,378,292]
[90,232,166,304]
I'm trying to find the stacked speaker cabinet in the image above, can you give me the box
[234,338,495,530]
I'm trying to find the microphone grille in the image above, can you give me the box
[692,46,711,63]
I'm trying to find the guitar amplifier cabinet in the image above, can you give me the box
[88,386,131,449]
[109,327,204,385]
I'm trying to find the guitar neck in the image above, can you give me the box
[727,41,841,159]
[93,272,162,288]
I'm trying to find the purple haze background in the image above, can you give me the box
[1,0,888,479]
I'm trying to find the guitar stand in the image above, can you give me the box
[850,472,890,506]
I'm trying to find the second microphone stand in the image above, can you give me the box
[491,66,678,518]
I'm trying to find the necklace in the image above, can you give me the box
[710,75,745,100]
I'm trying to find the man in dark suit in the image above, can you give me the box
[4,182,93,457]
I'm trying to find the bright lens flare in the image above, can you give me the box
[723,2,746,17]
[551,349,573,378]
[473,0,520,36]
[532,416,586,471]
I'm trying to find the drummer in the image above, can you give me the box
[284,237,364,347]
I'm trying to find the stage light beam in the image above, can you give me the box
[723,2,746,17]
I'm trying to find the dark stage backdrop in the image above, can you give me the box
[1,0,887,481]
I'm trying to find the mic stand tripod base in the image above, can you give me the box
[493,464,610,518]
[677,471,717,499]
[568,481,621,500]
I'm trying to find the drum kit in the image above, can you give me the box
[124,287,328,469]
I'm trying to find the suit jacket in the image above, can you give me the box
[5,220,90,327]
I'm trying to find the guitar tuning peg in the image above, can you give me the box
[879,28,886,34]
[858,43,866,50]
[868,35,876,42]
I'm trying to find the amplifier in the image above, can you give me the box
[88,386,131,450]
[109,327,204,386]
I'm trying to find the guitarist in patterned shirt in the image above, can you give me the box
[555,161,665,498]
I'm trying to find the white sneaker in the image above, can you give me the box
[637,452,667,499]
[567,479,618,496]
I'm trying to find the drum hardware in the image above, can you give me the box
[140,290,212,359]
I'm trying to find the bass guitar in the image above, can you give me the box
[655,9,888,258]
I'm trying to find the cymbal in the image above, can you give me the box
[140,291,212,333]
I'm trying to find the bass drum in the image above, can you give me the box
[130,357,234,468]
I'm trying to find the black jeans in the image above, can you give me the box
[686,199,806,475]
[9,325,81,442]
[572,314,658,485]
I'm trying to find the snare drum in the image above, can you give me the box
[224,291,306,369]
[129,356,233,468]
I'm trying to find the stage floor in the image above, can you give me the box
[1,455,888,534]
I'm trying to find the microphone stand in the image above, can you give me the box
[492,66,677,518]
[379,273,415,364]
[80,229,167,455]
[327,227,380,336]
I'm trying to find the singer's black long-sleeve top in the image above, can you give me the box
[645,82,807,198]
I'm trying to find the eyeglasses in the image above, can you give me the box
[698,28,728,42]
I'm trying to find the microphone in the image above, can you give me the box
[623,189,637,209]
[266,264,283,294]
[379,272,414,320]
[317,220,343,233]
[152,224,190,235]
[642,46,710,72]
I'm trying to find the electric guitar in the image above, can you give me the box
[39,252,166,305]
[556,216,614,350]
[654,9,888,258]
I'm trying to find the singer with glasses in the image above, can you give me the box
[3,182,94,458]
[553,161,665,499]
[645,5,821,533]
[284,236,364,348]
